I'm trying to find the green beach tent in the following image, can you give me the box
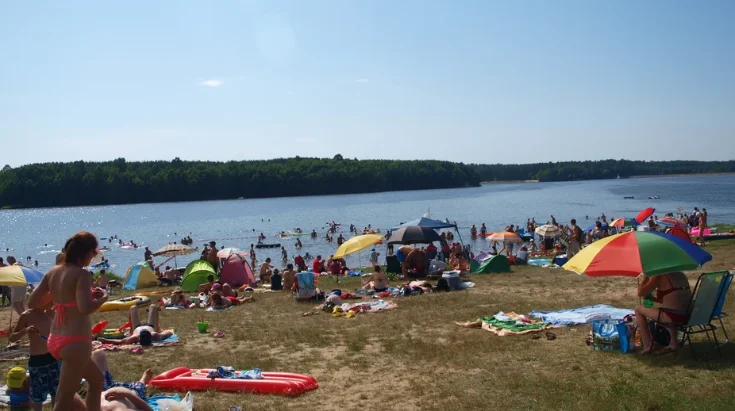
[180,260,216,292]
[472,255,511,274]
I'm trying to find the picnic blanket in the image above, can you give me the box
[529,305,634,326]
[93,334,180,351]
[456,312,552,336]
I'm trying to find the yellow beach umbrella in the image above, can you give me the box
[333,234,383,259]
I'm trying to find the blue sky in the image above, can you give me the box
[1,1,734,167]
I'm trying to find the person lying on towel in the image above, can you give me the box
[98,306,173,346]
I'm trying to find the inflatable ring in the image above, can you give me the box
[97,329,125,339]
[99,295,152,312]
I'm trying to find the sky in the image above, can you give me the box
[1,0,734,167]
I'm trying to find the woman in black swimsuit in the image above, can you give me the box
[634,272,692,354]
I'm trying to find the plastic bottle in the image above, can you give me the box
[634,327,642,347]
[643,294,654,308]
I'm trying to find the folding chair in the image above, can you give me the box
[292,272,322,303]
[711,271,733,347]
[656,271,730,359]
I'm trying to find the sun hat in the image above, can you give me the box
[211,283,222,290]
[6,367,26,389]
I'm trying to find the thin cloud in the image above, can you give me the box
[198,79,224,87]
[356,78,370,83]
[295,137,316,143]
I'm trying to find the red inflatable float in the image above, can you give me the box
[149,367,318,396]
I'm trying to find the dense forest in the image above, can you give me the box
[1,158,734,209]
[471,160,735,182]
[0,156,480,208]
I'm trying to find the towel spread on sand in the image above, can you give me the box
[456,312,552,336]
[528,305,634,326]
[92,334,180,351]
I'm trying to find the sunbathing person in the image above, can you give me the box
[364,266,390,292]
[164,287,188,308]
[221,283,238,297]
[98,305,173,346]
[72,350,154,411]
[209,293,254,309]
[198,275,216,293]
[634,272,692,354]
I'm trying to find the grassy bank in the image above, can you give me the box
[2,241,735,410]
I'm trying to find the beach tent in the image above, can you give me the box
[220,254,255,288]
[472,255,511,274]
[180,260,216,292]
[123,263,159,290]
[392,217,456,230]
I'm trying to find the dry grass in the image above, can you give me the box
[3,240,735,410]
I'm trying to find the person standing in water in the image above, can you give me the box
[28,231,108,411]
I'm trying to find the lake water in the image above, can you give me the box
[2,175,734,274]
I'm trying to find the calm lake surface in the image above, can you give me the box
[2,175,734,273]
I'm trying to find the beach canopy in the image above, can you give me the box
[563,231,712,277]
[217,247,244,259]
[387,226,442,245]
[333,234,383,259]
[220,254,255,288]
[472,255,511,274]
[180,260,216,292]
[392,217,456,230]
[0,265,44,287]
[123,263,159,290]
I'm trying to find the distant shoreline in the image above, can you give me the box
[629,172,735,179]
[481,180,539,185]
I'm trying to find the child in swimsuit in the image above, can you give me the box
[28,231,109,411]
[9,300,58,411]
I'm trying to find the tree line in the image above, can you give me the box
[2,158,734,209]
[0,156,480,208]
[470,160,735,182]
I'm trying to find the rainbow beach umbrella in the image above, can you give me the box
[609,217,639,229]
[563,231,712,277]
[0,265,45,286]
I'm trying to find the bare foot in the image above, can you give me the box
[141,369,154,384]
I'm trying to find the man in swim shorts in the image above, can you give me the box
[73,350,154,411]
[396,245,414,277]
[98,305,173,346]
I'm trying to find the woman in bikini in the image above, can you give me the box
[634,272,692,354]
[28,231,108,411]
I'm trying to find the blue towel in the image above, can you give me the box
[147,395,180,411]
[213,366,263,379]
[238,368,263,379]
[152,334,179,344]
[529,304,634,326]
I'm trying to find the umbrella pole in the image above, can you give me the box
[454,225,468,258]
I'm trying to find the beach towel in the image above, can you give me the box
[337,300,398,313]
[0,384,52,407]
[529,305,634,326]
[206,305,236,312]
[456,312,551,336]
[459,282,475,289]
[92,334,180,351]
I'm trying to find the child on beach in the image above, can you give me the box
[28,231,109,411]
[9,299,58,411]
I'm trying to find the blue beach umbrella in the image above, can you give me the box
[0,265,45,286]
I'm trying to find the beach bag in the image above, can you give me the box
[591,320,630,353]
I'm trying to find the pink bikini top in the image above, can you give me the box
[53,301,78,328]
